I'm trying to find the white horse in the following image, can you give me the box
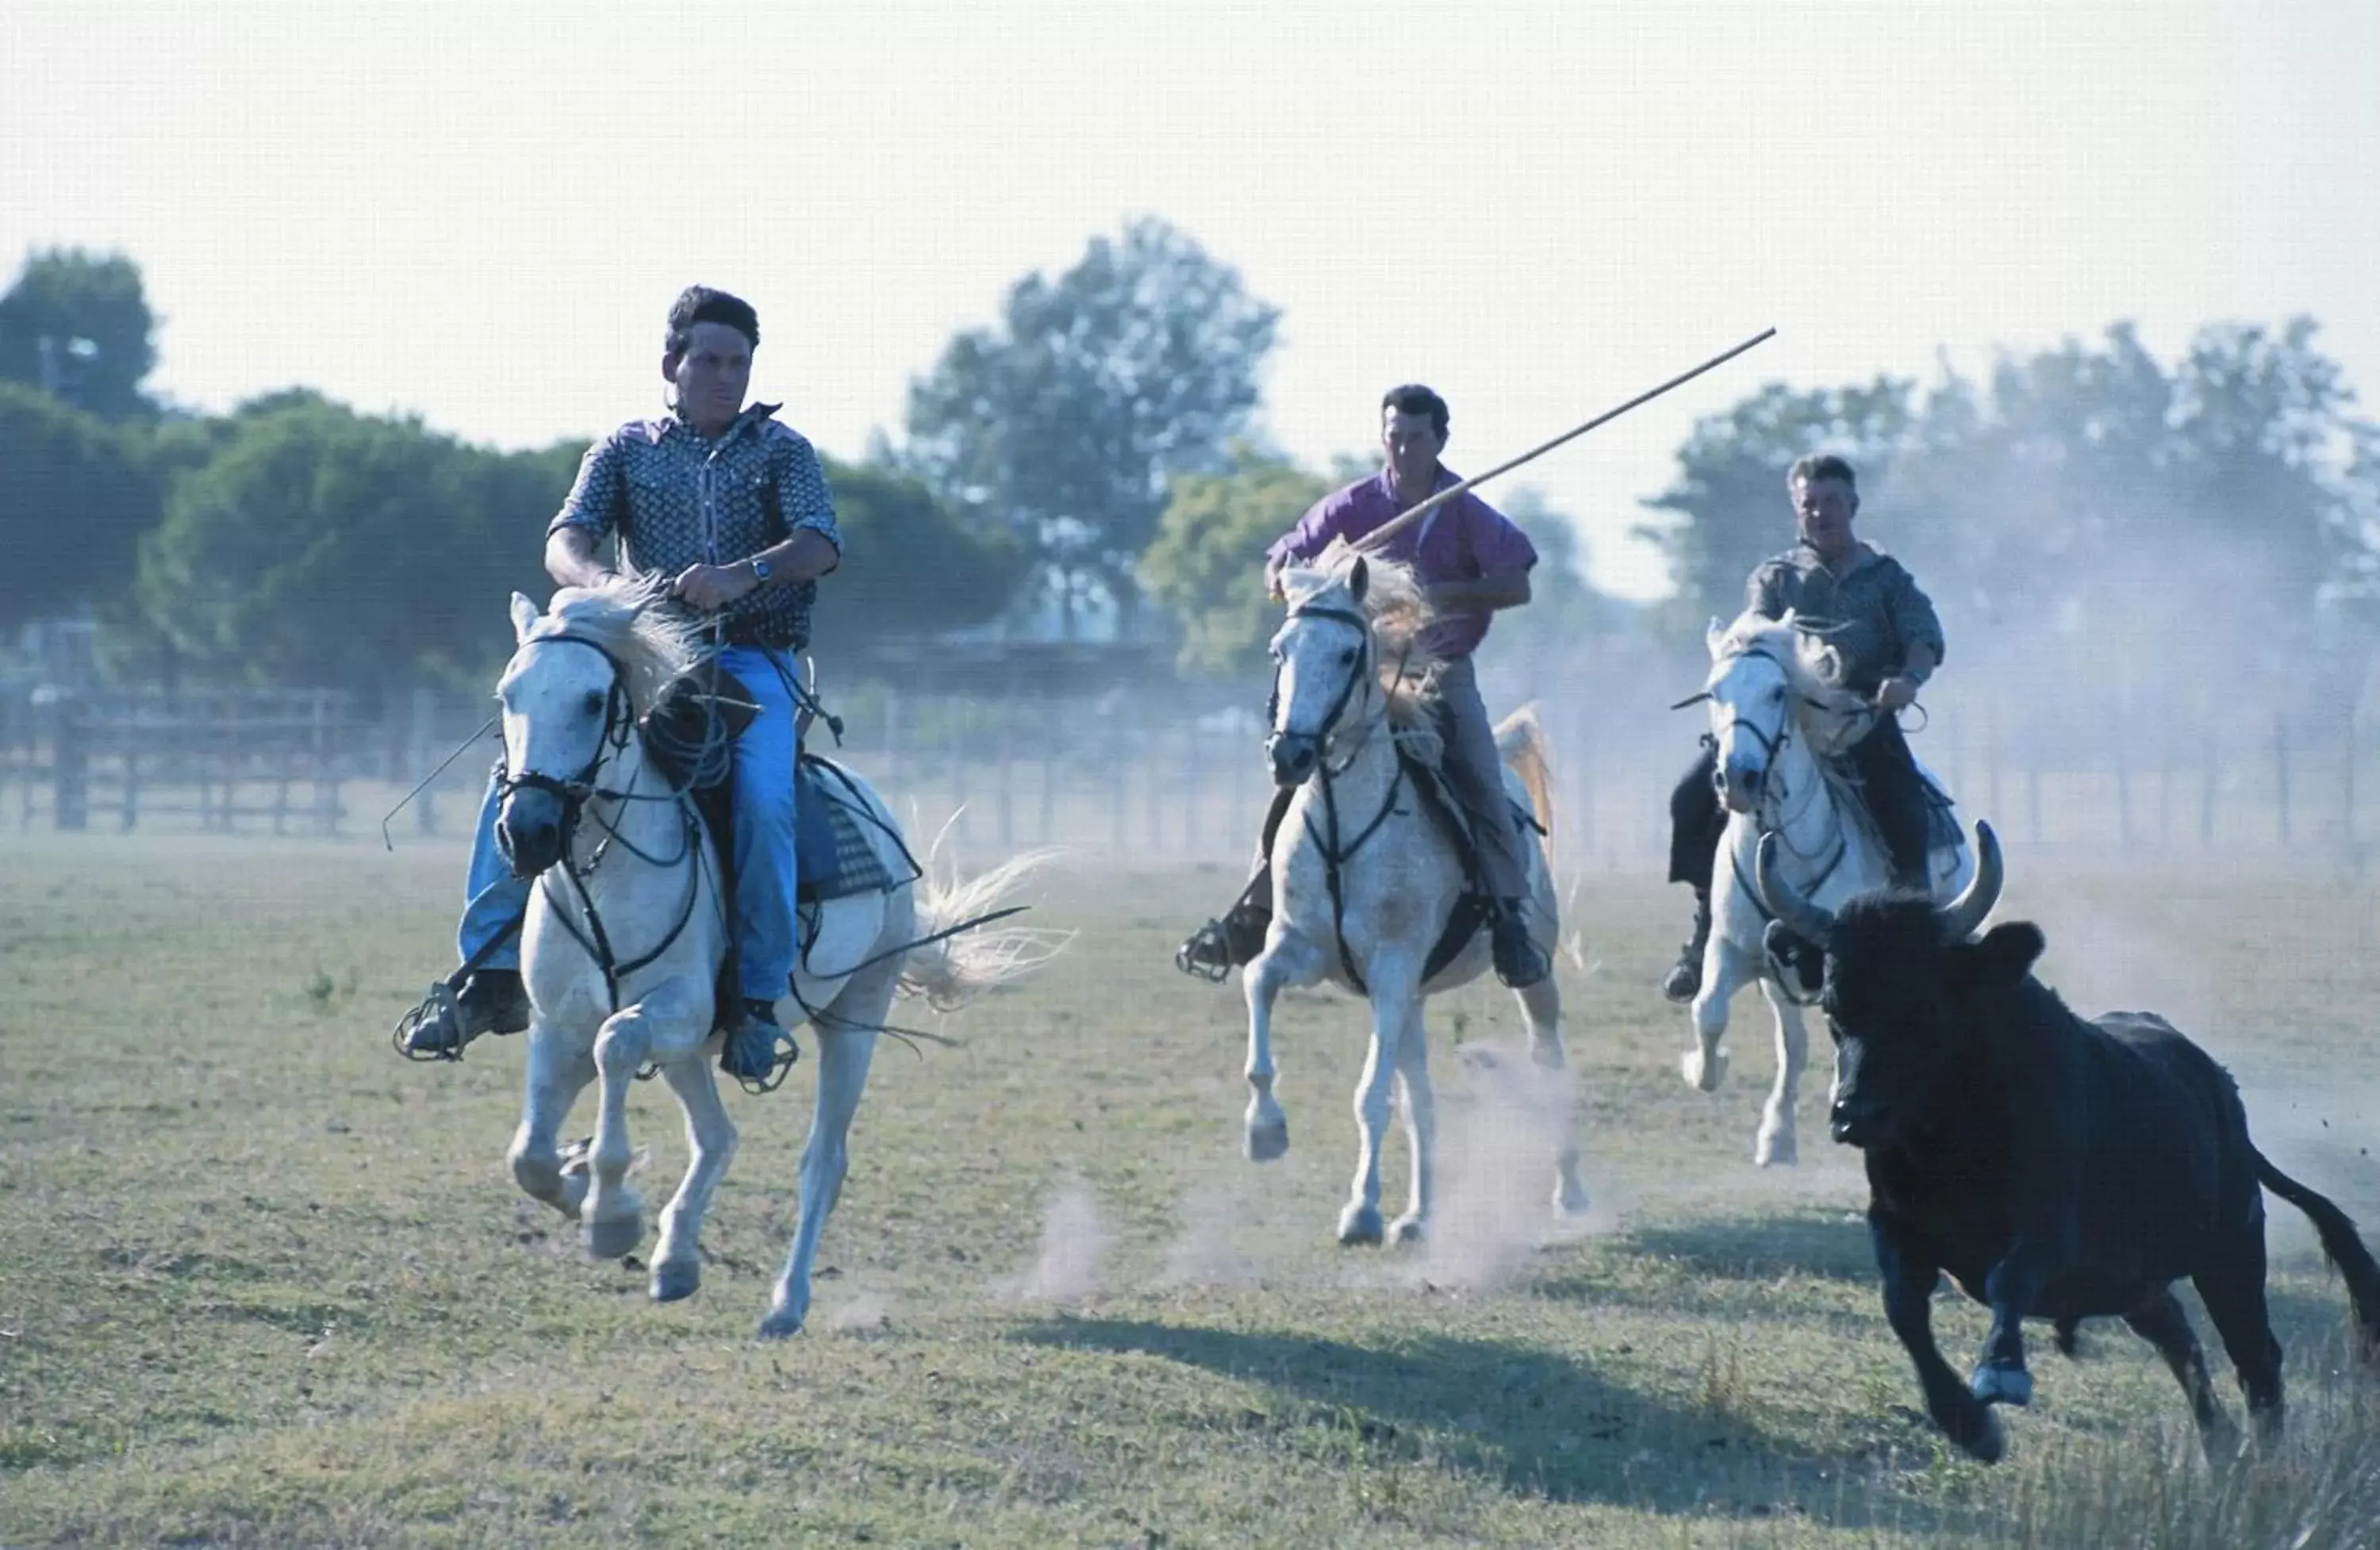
[1679,610,1975,1165]
[491,584,1054,1337]
[1241,544,1591,1247]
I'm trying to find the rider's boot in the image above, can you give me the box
[1489,896,1553,990]
[1661,888,1711,1003]
[720,997,800,1085]
[399,967,532,1057]
[1176,873,1273,981]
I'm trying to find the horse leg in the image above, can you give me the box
[1388,996,1434,1245]
[761,965,889,1341]
[1515,975,1591,1218]
[1339,964,1418,1247]
[1754,977,1810,1168]
[1242,928,1322,1164]
[508,1015,597,1219]
[1683,934,1755,1093]
[581,999,674,1260]
[647,1056,738,1303]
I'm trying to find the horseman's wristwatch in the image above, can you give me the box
[747,556,773,585]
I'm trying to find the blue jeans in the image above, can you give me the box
[456,643,802,1004]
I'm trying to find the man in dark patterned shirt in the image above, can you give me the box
[1660,453,1945,1002]
[403,286,843,1080]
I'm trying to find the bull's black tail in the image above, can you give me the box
[2257,1152,2380,1360]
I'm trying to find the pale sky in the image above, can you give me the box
[6,0,2376,600]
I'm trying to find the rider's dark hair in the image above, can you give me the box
[1380,384,1450,440]
[666,286,760,355]
[1787,452,1857,491]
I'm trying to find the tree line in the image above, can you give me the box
[5,234,2376,705]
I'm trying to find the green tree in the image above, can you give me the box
[896,217,1281,638]
[1139,443,1328,676]
[808,457,1031,654]
[1634,379,1919,628]
[0,248,160,422]
[0,382,162,628]
[133,397,504,694]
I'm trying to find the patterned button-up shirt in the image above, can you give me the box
[1748,541,1945,691]
[548,403,842,650]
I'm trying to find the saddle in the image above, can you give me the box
[638,662,912,1024]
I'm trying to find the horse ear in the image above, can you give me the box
[509,592,540,643]
[1348,556,1370,605]
[1706,616,1726,653]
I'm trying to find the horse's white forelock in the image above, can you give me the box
[526,581,703,719]
[1278,539,1444,728]
[1710,609,1862,716]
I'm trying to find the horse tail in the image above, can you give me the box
[897,837,1072,1014]
[2255,1151,2380,1361]
[1493,702,1557,868]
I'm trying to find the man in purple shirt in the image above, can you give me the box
[1176,384,1551,989]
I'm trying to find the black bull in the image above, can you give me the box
[1757,821,2380,1463]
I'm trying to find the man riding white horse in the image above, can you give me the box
[1177,383,1551,992]
[1662,453,1944,1001]
[400,285,841,1084]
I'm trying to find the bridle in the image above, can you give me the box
[497,633,709,1017]
[1265,603,1380,775]
[1265,599,1409,996]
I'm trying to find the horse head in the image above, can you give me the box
[1265,556,1375,786]
[492,583,689,877]
[1695,611,1872,815]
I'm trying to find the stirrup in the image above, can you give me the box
[1175,919,1236,982]
[391,980,467,1063]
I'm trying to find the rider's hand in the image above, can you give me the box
[670,563,758,612]
[1875,676,1920,713]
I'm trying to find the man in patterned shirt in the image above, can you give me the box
[402,286,843,1081]
[1659,452,1944,1002]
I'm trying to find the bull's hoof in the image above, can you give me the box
[582,1213,643,1262]
[1337,1203,1384,1247]
[1971,1361,2034,1409]
[757,1304,804,1341]
[1956,1406,2007,1464]
[1245,1114,1289,1163]
[650,1259,701,1303]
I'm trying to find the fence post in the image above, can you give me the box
[53,696,88,831]
[2201,727,2218,847]
[2274,712,2291,846]
[410,686,440,836]
[996,693,1015,849]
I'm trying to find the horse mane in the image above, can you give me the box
[534,579,705,719]
[1279,538,1446,731]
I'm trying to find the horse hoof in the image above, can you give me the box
[582,1214,643,1261]
[1553,1183,1591,1219]
[1245,1115,1289,1163]
[1681,1048,1728,1093]
[650,1260,701,1303]
[1756,1131,1798,1168]
[1337,1204,1384,1247]
[757,1306,804,1341]
[1971,1363,2033,1408]
[1388,1214,1426,1245]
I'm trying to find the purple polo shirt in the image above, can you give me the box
[1265,467,1538,658]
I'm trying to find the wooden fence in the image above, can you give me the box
[2,681,2372,867]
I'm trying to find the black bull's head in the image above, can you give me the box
[1755,821,2009,1146]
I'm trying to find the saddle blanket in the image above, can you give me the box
[797,755,910,903]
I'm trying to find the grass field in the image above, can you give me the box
[3,831,2379,1548]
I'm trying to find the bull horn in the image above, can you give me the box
[1935,820,2003,942]
[1755,831,1837,945]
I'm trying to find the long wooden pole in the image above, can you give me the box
[1353,327,1778,554]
